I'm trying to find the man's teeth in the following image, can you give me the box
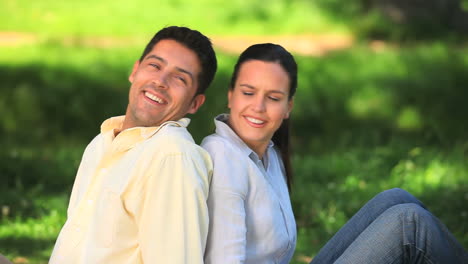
[145,92,164,104]
[246,117,264,124]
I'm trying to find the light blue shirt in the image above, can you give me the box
[202,114,296,264]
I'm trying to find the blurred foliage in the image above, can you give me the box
[308,0,468,41]
[2,0,466,40]
[293,43,468,149]
[0,0,349,36]
[1,0,467,263]
[1,42,467,263]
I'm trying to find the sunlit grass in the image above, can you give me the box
[0,0,350,38]
[0,195,67,263]
[1,40,467,263]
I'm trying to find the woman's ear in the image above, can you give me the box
[285,98,294,119]
[227,89,233,109]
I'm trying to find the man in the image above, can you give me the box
[49,26,217,263]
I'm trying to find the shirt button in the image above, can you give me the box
[87,199,93,205]
[101,168,108,174]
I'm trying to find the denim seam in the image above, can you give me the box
[403,243,435,264]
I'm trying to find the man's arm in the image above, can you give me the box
[67,136,102,217]
[132,148,211,263]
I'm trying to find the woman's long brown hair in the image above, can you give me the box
[229,43,298,191]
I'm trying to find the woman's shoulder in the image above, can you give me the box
[201,133,251,194]
[201,133,243,158]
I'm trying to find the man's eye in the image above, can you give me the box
[242,92,253,96]
[150,63,160,69]
[175,76,187,84]
[268,96,280,101]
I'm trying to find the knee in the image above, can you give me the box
[388,203,429,222]
[375,188,422,206]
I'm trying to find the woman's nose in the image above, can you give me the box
[251,96,266,112]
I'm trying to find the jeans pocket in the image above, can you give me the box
[96,189,119,247]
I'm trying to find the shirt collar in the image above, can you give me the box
[214,113,274,161]
[100,116,190,151]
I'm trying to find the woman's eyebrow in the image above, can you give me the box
[239,83,255,89]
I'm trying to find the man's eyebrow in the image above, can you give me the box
[145,55,194,82]
[175,67,194,82]
[145,55,166,64]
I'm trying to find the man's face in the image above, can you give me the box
[123,39,205,130]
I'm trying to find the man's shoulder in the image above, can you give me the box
[82,133,105,153]
[148,124,204,155]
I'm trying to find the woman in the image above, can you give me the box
[202,43,296,263]
[202,43,467,264]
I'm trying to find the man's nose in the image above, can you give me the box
[152,72,169,88]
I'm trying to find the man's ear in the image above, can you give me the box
[187,94,206,114]
[284,98,294,119]
[128,60,140,83]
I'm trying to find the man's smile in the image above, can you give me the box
[144,91,167,105]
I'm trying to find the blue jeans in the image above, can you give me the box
[310,188,468,264]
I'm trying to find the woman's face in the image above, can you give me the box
[228,60,293,156]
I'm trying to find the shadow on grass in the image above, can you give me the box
[0,56,234,144]
[292,43,468,154]
[0,63,127,145]
[0,237,54,262]
[418,185,468,245]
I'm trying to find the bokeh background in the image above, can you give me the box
[1,0,467,263]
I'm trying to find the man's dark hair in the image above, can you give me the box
[139,26,217,95]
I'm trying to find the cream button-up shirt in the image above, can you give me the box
[203,114,297,264]
[50,116,212,264]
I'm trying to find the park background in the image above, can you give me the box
[0,0,467,263]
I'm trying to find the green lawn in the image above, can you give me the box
[1,0,467,263]
[1,41,467,263]
[0,0,349,38]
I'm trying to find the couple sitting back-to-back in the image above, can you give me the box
[45,26,466,264]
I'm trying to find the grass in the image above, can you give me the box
[1,40,467,263]
[1,1,467,262]
[0,197,66,264]
[292,145,468,262]
[0,0,350,38]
